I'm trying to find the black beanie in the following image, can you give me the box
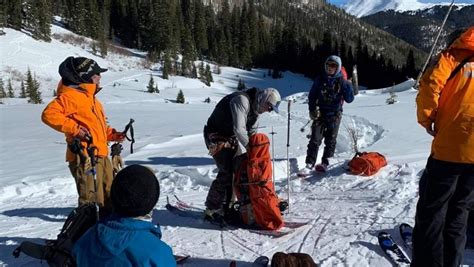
[58,56,107,85]
[111,165,160,218]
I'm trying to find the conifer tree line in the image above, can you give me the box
[2,0,425,88]
[0,69,42,104]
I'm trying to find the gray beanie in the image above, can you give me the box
[325,55,342,76]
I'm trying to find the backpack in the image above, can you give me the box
[348,152,387,176]
[233,133,284,230]
[13,203,98,267]
[271,252,318,267]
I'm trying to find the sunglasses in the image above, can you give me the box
[326,63,338,68]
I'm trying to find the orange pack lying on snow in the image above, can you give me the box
[348,152,387,176]
[233,133,284,230]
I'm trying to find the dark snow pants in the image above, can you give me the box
[203,127,237,211]
[411,156,474,267]
[467,212,474,249]
[305,114,341,166]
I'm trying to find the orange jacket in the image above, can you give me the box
[42,81,117,162]
[416,27,474,163]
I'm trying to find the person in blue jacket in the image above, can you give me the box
[73,164,176,267]
[299,55,354,175]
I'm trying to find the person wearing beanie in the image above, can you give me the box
[42,56,126,218]
[73,165,176,267]
[298,55,354,176]
[203,87,281,223]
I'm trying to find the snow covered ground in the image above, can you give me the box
[1,26,473,266]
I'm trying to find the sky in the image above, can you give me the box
[1,24,474,266]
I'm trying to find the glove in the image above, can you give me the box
[76,125,91,141]
[309,109,320,120]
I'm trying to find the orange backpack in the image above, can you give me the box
[233,133,284,230]
[348,152,387,176]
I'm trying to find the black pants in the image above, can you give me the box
[203,126,237,210]
[411,156,474,267]
[468,212,474,249]
[305,115,341,166]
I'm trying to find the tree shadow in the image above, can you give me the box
[2,207,73,222]
[126,156,214,167]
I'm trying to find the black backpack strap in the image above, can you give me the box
[447,55,474,81]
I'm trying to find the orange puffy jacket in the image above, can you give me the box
[42,81,117,161]
[416,27,474,164]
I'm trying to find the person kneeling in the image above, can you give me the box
[73,164,176,267]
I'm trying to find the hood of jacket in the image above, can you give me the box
[94,217,162,256]
[450,27,474,52]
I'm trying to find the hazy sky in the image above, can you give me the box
[328,0,474,6]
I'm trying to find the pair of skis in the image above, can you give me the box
[378,223,413,265]
[165,195,309,238]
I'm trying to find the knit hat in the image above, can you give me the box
[257,88,281,113]
[111,165,160,217]
[325,55,342,76]
[58,56,107,85]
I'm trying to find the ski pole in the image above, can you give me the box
[122,118,135,154]
[85,136,100,220]
[286,101,291,214]
[414,0,454,89]
[300,120,311,132]
[270,127,276,184]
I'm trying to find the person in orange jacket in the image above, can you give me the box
[413,27,474,267]
[42,56,125,218]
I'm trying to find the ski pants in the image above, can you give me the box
[467,212,474,249]
[203,127,237,211]
[411,156,474,267]
[305,114,341,166]
[68,155,114,218]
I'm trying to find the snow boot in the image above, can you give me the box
[204,208,226,227]
[315,163,328,173]
[297,163,314,177]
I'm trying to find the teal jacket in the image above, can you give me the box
[73,217,176,267]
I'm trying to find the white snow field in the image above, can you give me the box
[1,26,473,266]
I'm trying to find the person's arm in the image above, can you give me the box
[41,95,86,137]
[416,51,454,134]
[230,95,251,148]
[341,79,354,103]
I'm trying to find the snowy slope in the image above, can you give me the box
[343,0,471,17]
[1,27,474,266]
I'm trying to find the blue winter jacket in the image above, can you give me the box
[308,72,354,116]
[73,217,176,267]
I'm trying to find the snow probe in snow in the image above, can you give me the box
[286,100,291,214]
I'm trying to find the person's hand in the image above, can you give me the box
[112,132,126,142]
[76,126,91,141]
[309,110,320,120]
[426,123,436,137]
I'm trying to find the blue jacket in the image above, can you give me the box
[73,217,176,267]
[308,72,354,116]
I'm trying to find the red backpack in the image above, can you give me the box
[348,152,387,176]
[233,133,284,230]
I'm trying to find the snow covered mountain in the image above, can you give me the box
[343,0,471,17]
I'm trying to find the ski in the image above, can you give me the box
[378,231,411,265]
[174,254,190,264]
[399,223,413,250]
[166,196,309,238]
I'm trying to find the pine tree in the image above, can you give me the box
[176,89,185,104]
[7,79,14,98]
[147,74,156,93]
[26,69,42,104]
[162,50,172,79]
[193,0,208,56]
[205,64,213,84]
[0,79,5,98]
[237,79,246,91]
[20,81,27,98]
[198,62,205,78]
[6,1,21,30]
[191,63,198,79]
[154,84,159,93]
